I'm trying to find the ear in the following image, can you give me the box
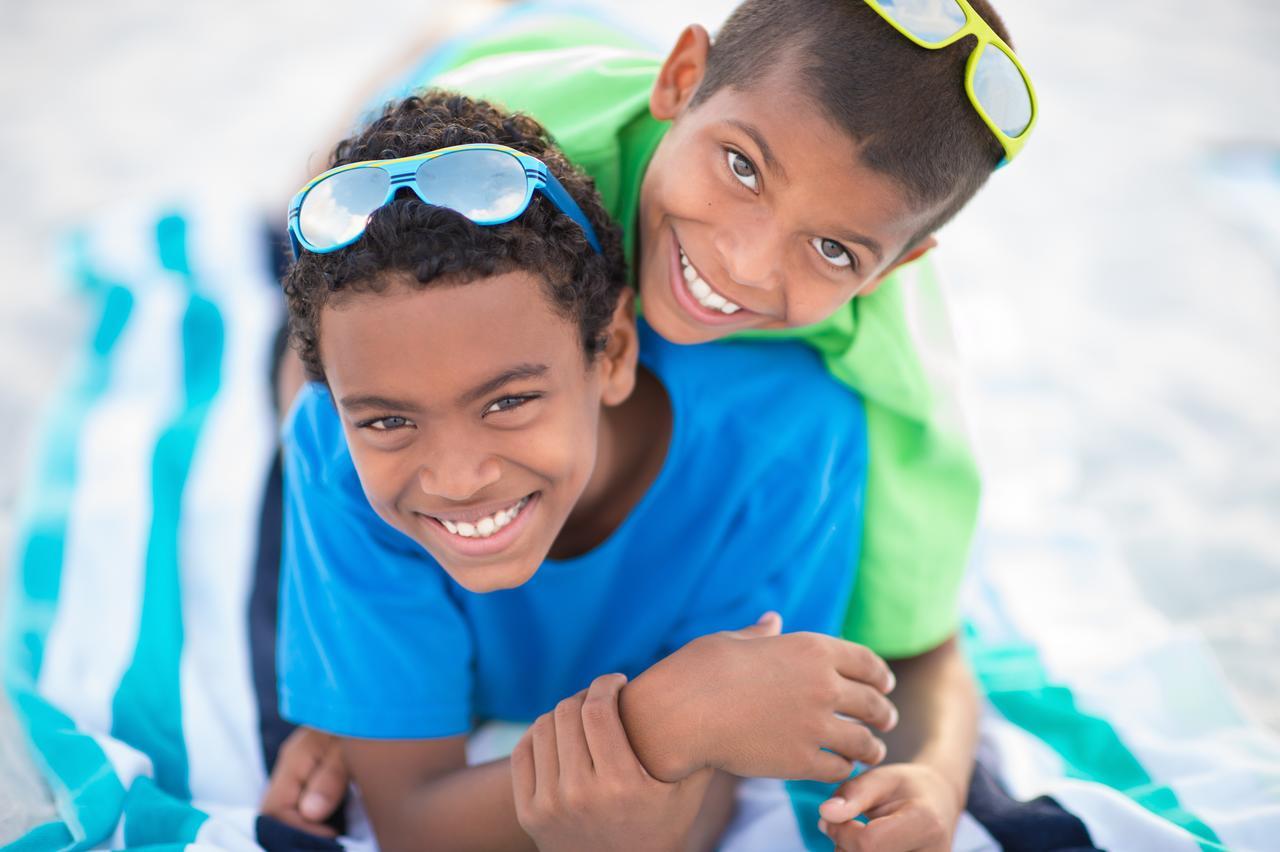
[858,235,938,297]
[597,297,640,407]
[650,24,713,122]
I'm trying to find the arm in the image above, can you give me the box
[882,635,978,794]
[818,635,978,852]
[345,618,898,851]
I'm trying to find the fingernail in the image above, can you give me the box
[885,670,897,693]
[887,705,900,729]
[817,818,830,836]
[300,793,328,819]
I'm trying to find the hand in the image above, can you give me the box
[625,613,898,783]
[260,726,349,837]
[512,673,715,852]
[817,763,961,852]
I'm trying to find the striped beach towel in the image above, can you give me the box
[3,197,1278,850]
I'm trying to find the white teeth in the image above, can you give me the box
[678,248,743,316]
[436,496,530,539]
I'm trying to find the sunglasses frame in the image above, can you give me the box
[287,143,604,258]
[862,0,1038,165]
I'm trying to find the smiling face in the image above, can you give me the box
[636,27,940,344]
[318,270,636,593]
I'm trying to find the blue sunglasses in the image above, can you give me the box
[287,143,603,259]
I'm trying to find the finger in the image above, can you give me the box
[826,817,871,851]
[836,680,899,732]
[858,804,935,852]
[553,691,593,779]
[818,768,902,823]
[511,733,536,809]
[298,740,348,822]
[530,713,560,799]
[733,611,783,639]
[269,809,338,839]
[580,673,642,777]
[756,611,783,635]
[804,748,856,784]
[833,642,895,694]
[260,730,323,812]
[823,717,887,767]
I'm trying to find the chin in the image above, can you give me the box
[444,559,541,594]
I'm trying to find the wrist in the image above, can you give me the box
[618,652,708,782]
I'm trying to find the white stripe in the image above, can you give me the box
[952,811,1000,852]
[981,695,1199,852]
[718,778,806,852]
[974,523,1280,849]
[177,197,281,806]
[191,802,264,851]
[38,215,186,740]
[93,732,155,849]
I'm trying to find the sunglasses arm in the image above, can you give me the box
[530,166,605,254]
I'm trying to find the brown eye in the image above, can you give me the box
[811,237,853,269]
[726,150,759,191]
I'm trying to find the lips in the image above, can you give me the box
[416,491,540,558]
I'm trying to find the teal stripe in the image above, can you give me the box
[109,214,224,800]
[2,233,136,851]
[785,776,863,851]
[965,625,1226,850]
[121,777,208,848]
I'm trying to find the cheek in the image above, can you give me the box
[781,271,863,327]
[348,446,414,517]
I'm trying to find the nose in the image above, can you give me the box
[713,216,784,292]
[416,444,502,502]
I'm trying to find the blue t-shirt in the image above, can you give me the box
[279,325,869,739]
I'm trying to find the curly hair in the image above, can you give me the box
[283,90,628,383]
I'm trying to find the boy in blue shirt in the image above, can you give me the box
[278,91,898,849]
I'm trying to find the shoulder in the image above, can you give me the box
[643,326,866,457]
[282,383,363,496]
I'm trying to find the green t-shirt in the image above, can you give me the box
[378,8,980,658]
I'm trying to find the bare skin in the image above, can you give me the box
[340,615,895,851]
[819,637,980,852]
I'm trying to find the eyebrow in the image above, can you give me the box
[339,364,549,414]
[458,363,549,405]
[727,119,788,182]
[340,393,424,413]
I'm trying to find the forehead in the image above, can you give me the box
[318,270,582,397]
[690,66,936,253]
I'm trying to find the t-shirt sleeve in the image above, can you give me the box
[663,399,870,652]
[277,393,474,739]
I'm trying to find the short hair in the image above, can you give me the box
[284,91,627,383]
[692,0,1017,250]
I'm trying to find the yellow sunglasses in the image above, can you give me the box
[863,0,1038,165]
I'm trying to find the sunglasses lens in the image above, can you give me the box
[299,167,390,250]
[972,44,1033,138]
[871,0,967,44]
[415,149,528,223]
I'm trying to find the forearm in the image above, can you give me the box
[881,635,979,804]
[352,754,536,852]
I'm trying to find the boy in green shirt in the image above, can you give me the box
[267,0,1034,846]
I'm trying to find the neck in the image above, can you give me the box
[550,364,672,559]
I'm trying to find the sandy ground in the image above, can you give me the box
[1,0,1277,835]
